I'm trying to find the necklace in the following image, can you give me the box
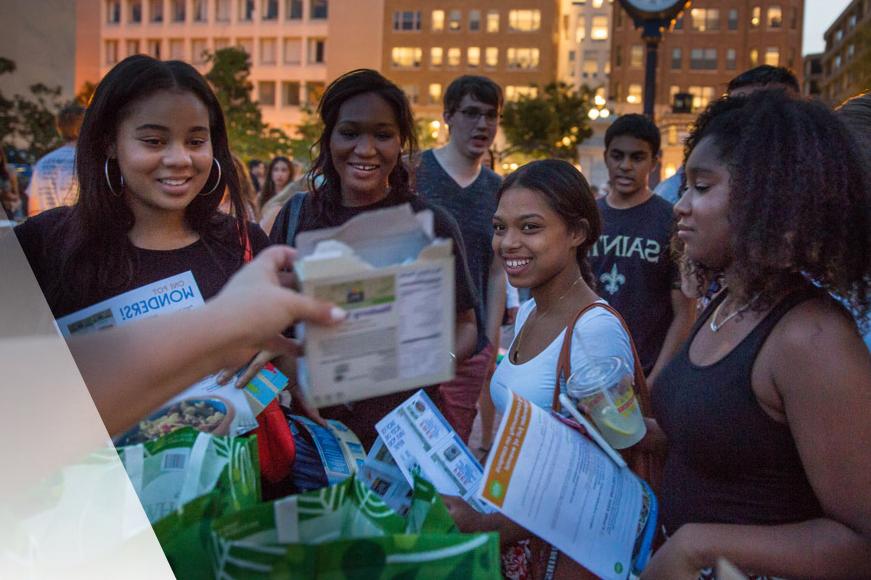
[511,276,583,363]
[709,293,759,332]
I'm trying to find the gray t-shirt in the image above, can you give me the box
[416,149,501,353]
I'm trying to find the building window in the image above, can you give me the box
[691,8,720,31]
[283,38,301,64]
[671,47,682,69]
[630,45,643,68]
[728,8,738,30]
[282,81,300,106]
[448,9,461,31]
[627,83,642,104]
[260,38,277,64]
[393,11,421,31]
[688,86,714,110]
[749,48,758,66]
[764,46,779,66]
[469,10,481,31]
[262,0,277,20]
[194,0,207,21]
[576,16,586,42]
[129,0,142,23]
[591,16,608,40]
[486,10,499,32]
[690,48,717,70]
[106,0,121,23]
[430,47,443,67]
[237,38,253,56]
[726,48,736,69]
[767,6,782,28]
[169,38,184,59]
[467,47,481,67]
[834,54,842,69]
[447,47,461,67]
[507,48,540,70]
[582,59,598,76]
[239,0,254,21]
[214,38,229,50]
[259,81,276,107]
[126,39,140,56]
[669,85,680,106]
[485,47,498,68]
[310,0,327,19]
[171,0,185,21]
[505,85,538,101]
[391,47,422,69]
[307,82,325,105]
[216,0,230,22]
[286,0,302,19]
[751,6,760,28]
[432,10,444,31]
[308,38,325,63]
[147,38,161,58]
[192,39,208,63]
[149,0,163,22]
[402,84,419,104]
[429,83,442,105]
[673,15,683,30]
[105,39,119,64]
[508,10,541,31]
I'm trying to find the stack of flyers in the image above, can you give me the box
[359,439,415,516]
[375,390,492,513]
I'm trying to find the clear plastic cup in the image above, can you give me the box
[566,356,646,450]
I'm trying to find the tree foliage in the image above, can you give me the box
[500,82,594,161]
[205,47,293,162]
[0,58,67,159]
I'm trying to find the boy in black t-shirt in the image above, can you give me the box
[589,114,695,385]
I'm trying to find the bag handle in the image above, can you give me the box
[550,302,650,415]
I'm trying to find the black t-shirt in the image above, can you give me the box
[416,150,500,353]
[15,206,271,318]
[588,194,679,372]
[268,189,478,316]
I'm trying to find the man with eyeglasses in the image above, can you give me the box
[416,75,506,445]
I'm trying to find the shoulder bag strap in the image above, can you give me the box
[285,192,308,246]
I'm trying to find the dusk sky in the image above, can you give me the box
[804,0,852,54]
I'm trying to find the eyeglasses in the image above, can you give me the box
[457,107,501,124]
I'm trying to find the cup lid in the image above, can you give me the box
[566,356,626,397]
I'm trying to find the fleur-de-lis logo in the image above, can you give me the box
[600,264,625,295]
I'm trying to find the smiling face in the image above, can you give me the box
[444,94,499,161]
[674,135,733,270]
[112,89,213,218]
[492,186,583,289]
[603,135,657,201]
[271,160,292,191]
[329,92,402,207]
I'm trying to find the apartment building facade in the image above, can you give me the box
[820,0,869,106]
[609,0,804,175]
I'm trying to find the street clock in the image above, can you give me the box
[619,0,688,28]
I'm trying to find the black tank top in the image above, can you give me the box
[652,288,824,534]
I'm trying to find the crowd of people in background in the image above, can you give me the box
[6,54,871,579]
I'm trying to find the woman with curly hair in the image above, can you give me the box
[641,90,871,578]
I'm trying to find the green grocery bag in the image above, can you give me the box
[117,427,260,580]
[211,474,500,579]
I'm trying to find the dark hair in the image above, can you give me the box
[604,114,661,156]
[443,75,504,114]
[307,69,417,223]
[57,54,247,303]
[57,103,86,141]
[683,90,871,318]
[836,91,871,156]
[497,159,602,287]
[726,65,800,95]
[260,155,294,207]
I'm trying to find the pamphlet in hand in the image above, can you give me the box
[55,272,288,442]
[478,391,657,579]
[375,390,492,513]
[294,204,456,408]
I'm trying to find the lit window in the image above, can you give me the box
[260,38,277,64]
[767,6,782,28]
[508,10,541,32]
[592,0,604,7]
[750,48,759,66]
[751,6,760,28]
[448,9,461,31]
[591,16,608,40]
[282,81,300,106]
[630,45,643,68]
[688,86,714,111]
[432,10,444,31]
[576,16,586,42]
[469,10,480,31]
[402,84,419,104]
[506,48,540,70]
[307,38,325,64]
[283,38,301,64]
[485,47,498,68]
[393,11,422,31]
[467,47,480,67]
[105,39,119,64]
[505,85,538,101]
[764,47,779,66]
[691,8,719,31]
[486,10,499,32]
[447,47,461,67]
[430,47,443,67]
[627,84,642,104]
[429,83,442,105]
[259,81,276,106]
[582,59,598,76]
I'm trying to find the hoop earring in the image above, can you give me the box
[104,158,124,197]
[198,158,222,196]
